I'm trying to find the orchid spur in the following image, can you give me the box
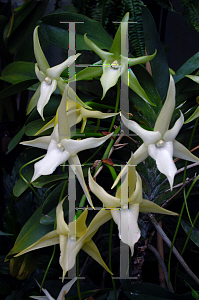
[21,85,113,207]
[15,200,112,280]
[28,26,80,120]
[121,75,199,189]
[89,153,177,255]
[84,12,156,103]
[30,277,77,300]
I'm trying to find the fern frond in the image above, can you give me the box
[180,0,199,32]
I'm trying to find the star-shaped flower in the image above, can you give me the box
[21,86,113,207]
[35,85,119,135]
[89,153,177,255]
[28,26,80,120]
[121,75,199,189]
[15,200,112,280]
[30,277,77,300]
[84,12,156,102]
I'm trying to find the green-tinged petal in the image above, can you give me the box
[121,113,161,145]
[154,75,175,135]
[20,136,51,150]
[35,64,46,82]
[73,209,88,236]
[186,75,199,84]
[37,79,57,120]
[68,155,94,208]
[124,68,155,105]
[31,139,70,182]
[81,210,112,243]
[15,230,59,257]
[127,152,136,195]
[111,203,141,256]
[27,85,40,115]
[61,133,113,156]
[173,140,199,164]
[110,12,129,57]
[35,117,55,136]
[84,34,114,61]
[148,141,177,190]
[33,26,49,74]
[82,240,113,275]
[30,296,49,299]
[57,277,77,300]
[139,199,178,215]
[68,85,91,109]
[134,143,149,165]
[58,85,71,139]
[56,200,69,235]
[128,50,157,67]
[80,107,119,119]
[163,111,184,141]
[88,169,120,207]
[185,106,199,123]
[111,165,128,189]
[101,60,121,98]
[47,54,81,80]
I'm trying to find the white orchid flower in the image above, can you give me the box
[35,85,119,135]
[89,153,177,256]
[30,277,77,300]
[21,86,113,207]
[84,13,156,103]
[16,200,112,280]
[27,26,81,120]
[121,75,199,189]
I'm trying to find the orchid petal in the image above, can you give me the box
[33,26,49,74]
[186,75,199,84]
[20,136,51,150]
[56,200,69,235]
[173,140,199,164]
[30,296,49,300]
[82,240,113,274]
[134,143,149,165]
[57,277,77,300]
[37,79,57,120]
[154,75,175,135]
[185,106,199,123]
[58,85,71,139]
[100,60,121,98]
[128,50,157,67]
[31,139,70,182]
[61,133,113,156]
[35,64,46,82]
[148,142,177,189]
[139,199,178,215]
[111,203,141,256]
[27,85,40,115]
[35,117,55,136]
[88,169,120,207]
[84,34,114,61]
[121,113,161,145]
[73,209,88,236]
[68,155,94,208]
[163,111,184,141]
[47,54,81,80]
[15,230,59,257]
[80,107,119,119]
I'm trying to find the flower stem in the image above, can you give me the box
[76,253,82,300]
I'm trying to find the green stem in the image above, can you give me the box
[40,245,56,291]
[19,155,45,205]
[94,118,100,133]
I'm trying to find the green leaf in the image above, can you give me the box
[42,181,68,214]
[185,106,199,123]
[69,66,102,82]
[25,117,53,136]
[181,218,199,247]
[0,61,36,84]
[174,52,199,83]
[40,12,112,50]
[0,79,38,99]
[7,125,25,154]
[33,173,69,188]
[6,206,53,259]
[142,6,170,100]
[0,230,13,236]
[13,166,34,197]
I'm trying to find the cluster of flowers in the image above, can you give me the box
[13,13,199,299]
